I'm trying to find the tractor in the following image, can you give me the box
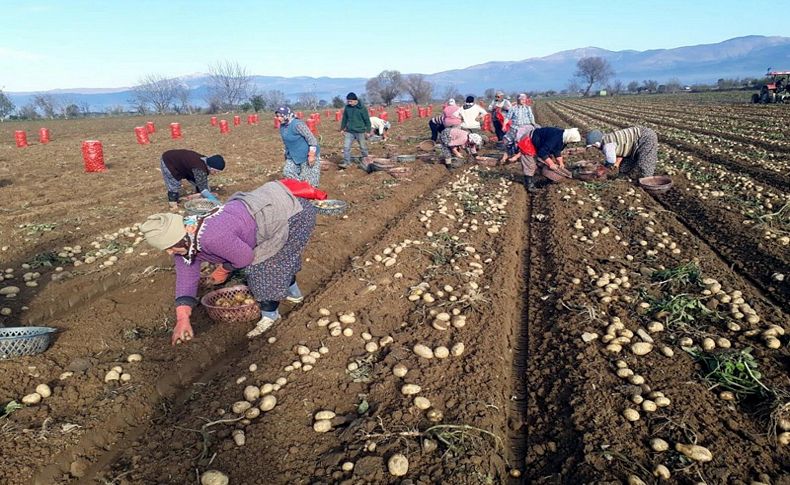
[751,70,790,104]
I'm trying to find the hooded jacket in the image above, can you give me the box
[341,102,372,133]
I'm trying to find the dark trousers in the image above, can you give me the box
[429,119,445,142]
[493,119,506,140]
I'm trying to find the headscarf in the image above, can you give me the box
[275,106,295,124]
[180,206,223,265]
[468,133,483,146]
[562,128,581,144]
[586,130,604,147]
[447,98,456,106]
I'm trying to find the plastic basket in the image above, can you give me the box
[311,199,348,216]
[200,285,260,323]
[639,176,673,194]
[184,198,219,216]
[0,327,57,359]
[396,154,416,163]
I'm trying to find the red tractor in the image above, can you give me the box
[751,70,790,104]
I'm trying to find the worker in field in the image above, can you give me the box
[487,91,511,140]
[442,98,464,128]
[275,106,321,187]
[159,149,224,210]
[369,116,391,141]
[501,93,536,161]
[585,126,658,178]
[459,96,488,133]
[505,127,581,192]
[438,128,483,168]
[140,180,318,344]
[339,92,371,169]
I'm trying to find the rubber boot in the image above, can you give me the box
[524,176,537,193]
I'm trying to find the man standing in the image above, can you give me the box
[339,92,371,169]
[488,91,511,141]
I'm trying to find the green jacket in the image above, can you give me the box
[341,103,371,133]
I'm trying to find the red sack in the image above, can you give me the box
[517,136,537,157]
[495,109,505,125]
[279,178,327,200]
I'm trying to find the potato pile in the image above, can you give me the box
[213,292,255,308]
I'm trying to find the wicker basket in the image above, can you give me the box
[639,176,673,194]
[476,156,498,167]
[0,327,57,359]
[417,140,436,152]
[200,285,260,324]
[311,199,348,216]
[184,198,219,216]
[388,166,414,178]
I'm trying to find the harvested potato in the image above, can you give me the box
[631,342,653,356]
[414,396,431,410]
[313,419,333,433]
[434,346,449,359]
[674,443,713,462]
[623,408,640,422]
[650,438,669,452]
[201,470,229,485]
[451,342,465,356]
[653,464,671,479]
[22,393,42,405]
[393,364,408,378]
[413,344,434,359]
[35,384,52,398]
[232,401,252,414]
[314,410,336,421]
[401,384,421,396]
[387,453,409,477]
[259,395,277,412]
[232,429,245,446]
[104,370,120,382]
[127,353,143,363]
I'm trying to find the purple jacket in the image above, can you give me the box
[174,200,256,304]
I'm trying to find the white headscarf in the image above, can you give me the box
[447,98,456,106]
[468,133,483,146]
[562,128,581,144]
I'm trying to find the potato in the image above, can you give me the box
[434,346,449,359]
[318,308,331,316]
[631,342,653,356]
[779,432,790,445]
[341,462,354,472]
[365,342,379,353]
[674,443,713,462]
[126,353,143,363]
[314,410,336,421]
[35,384,52,399]
[450,342,465,357]
[339,314,356,324]
[627,476,646,485]
[200,470,229,485]
[641,400,657,412]
[655,396,671,407]
[22,393,42,405]
[650,438,669,452]
[427,409,443,422]
[313,419,333,433]
[623,408,640,422]
[414,396,431,410]
[244,407,260,419]
[232,401,252,414]
[401,384,421,396]
[120,373,132,382]
[244,386,261,402]
[393,364,408,378]
[232,429,246,446]
[259,395,277,412]
[413,344,434,359]
[342,328,354,337]
[104,370,120,382]
[387,453,409,477]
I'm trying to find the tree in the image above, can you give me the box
[442,84,462,102]
[131,74,182,114]
[207,60,252,110]
[0,90,14,121]
[642,80,658,92]
[574,57,614,96]
[610,80,625,95]
[78,101,91,117]
[566,80,581,95]
[665,78,683,94]
[261,90,286,111]
[366,70,403,106]
[250,94,265,112]
[627,81,639,93]
[297,92,319,110]
[403,74,433,104]
[331,96,345,108]
[33,94,59,118]
[18,103,39,120]
[175,84,191,114]
[484,88,496,100]
[63,103,80,119]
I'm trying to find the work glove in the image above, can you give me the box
[210,265,232,285]
[172,305,194,346]
[200,190,221,205]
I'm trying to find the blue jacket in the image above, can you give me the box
[279,119,319,164]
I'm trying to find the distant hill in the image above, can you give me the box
[7,35,789,112]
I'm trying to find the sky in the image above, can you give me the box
[1,0,787,92]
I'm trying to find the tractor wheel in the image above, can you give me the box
[760,92,771,104]
[751,93,760,104]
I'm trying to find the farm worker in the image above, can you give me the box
[438,128,483,168]
[487,91,512,140]
[159,149,224,210]
[369,116,391,141]
[276,106,321,187]
[585,126,658,178]
[428,114,445,142]
[442,98,463,128]
[506,127,581,192]
[459,96,488,132]
[140,180,317,344]
[339,92,371,169]
[502,93,536,158]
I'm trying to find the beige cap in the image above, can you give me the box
[140,213,186,250]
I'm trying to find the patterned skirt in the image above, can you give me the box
[245,198,317,302]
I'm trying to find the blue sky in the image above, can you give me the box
[1,0,787,92]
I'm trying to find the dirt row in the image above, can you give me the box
[540,102,790,309]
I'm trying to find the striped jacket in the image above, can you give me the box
[602,127,642,157]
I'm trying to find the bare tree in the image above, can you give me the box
[642,80,658,93]
[33,94,59,118]
[78,101,91,117]
[610,80,625,95]
[297,92,319,110]
[665,78,683,93]
[627,81,639,93]
[207,60,252,110]
[441,84,462,102]
[366,70,403,106]
[175,83,191,114]
[261,90,286,111]
[0,90,14,121]
[403,74,433,104]
[18,103,40,120]
[566,79,581,95]
[574,57,615,96]
[131,74,181,114]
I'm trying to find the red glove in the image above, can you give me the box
[172,306,194,346]
[210,266,232,284]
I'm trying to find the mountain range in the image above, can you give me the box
[7,35,790,112]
